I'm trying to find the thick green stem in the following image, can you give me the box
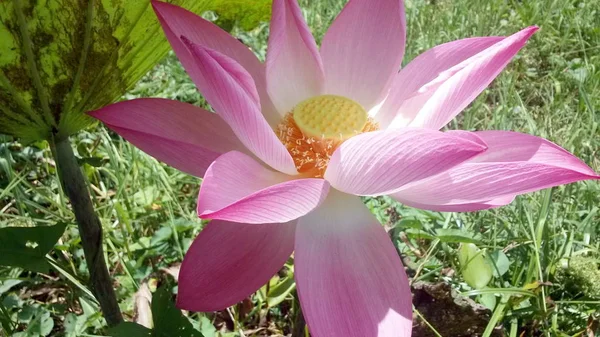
[292,295,306,337]
[50,134,123,327]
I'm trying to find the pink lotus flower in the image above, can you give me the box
[91,0,599,336]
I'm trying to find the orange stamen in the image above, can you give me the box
[276,111,378,178]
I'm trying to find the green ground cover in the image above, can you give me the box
[1,0,598,336]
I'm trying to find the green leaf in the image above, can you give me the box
[267,276,296,308]
[478,293,497,310]
[488,250,511,278]
[404,228,435,240]
[212,0,271,31]
[63,313,79,337]
[14,306,54,337]
[152,286,203,337]
[109,286,204,337]
[0,279,23,295]
[134,186,160,207]
[458,243,493,289]
[77,156,104,167]
[26,308,54,337]
[435,228,481,244]
[198,316,217,337]
[0,222,67,272]
[2,294,22,310]
[150,227,172,246]
[18,305,37,323]
[394,219,425,230]
[109,322,152,337]
[0,301,14,335]
[0,0,221,140]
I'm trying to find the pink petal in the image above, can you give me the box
[324,128,487,196]
[295,191,412,337]
[266,0,324,113]
[392,131,599,210]
[198,151,330,224]
[177,220,295,311]
[406,26,538,130]
[89,98,244,177]
[107,126,217,178]
[152,1,280,126]
[395,195,516,212]
[182,40,298,175]
[376,36,504,128]
[320,0,406,110]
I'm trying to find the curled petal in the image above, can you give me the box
[376,36,503,128]
[407,26,538,129]
[324,128,487,196]
[395,195,516,212]
[152,1,280,125]
[266,0,324,113]
[198,151,330,224]
[392,131,599,210]
[183,40,298,175]
[295,191,412,337]
[320,0,406,110]
[89,98,244,177]
[178,220,295,311]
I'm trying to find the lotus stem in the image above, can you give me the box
[292,298,306,337]
[49,134,123,327]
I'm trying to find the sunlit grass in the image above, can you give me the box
[1,0,598,335]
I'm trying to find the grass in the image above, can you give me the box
[1,0,599,336]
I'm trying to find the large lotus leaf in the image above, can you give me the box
[0,0,272,141]
[212,0,271,31]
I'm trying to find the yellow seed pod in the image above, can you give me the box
[293,95,368,140]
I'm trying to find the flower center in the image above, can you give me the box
[276,95,378,178]
[293,95,368,139]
